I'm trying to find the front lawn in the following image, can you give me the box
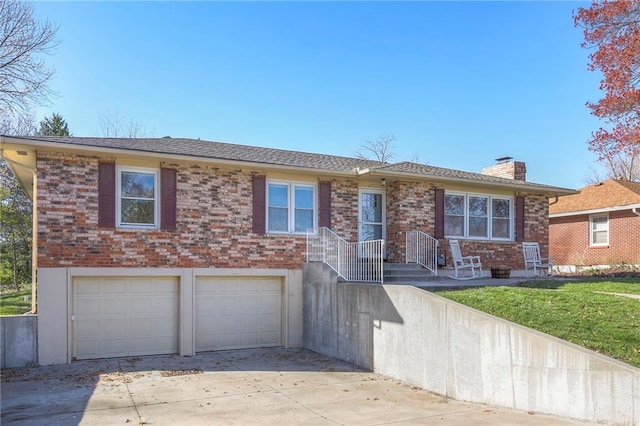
[0,284,33,316]
[436,278,640,368]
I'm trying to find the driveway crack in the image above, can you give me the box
[118,358,145,424]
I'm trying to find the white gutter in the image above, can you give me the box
[550,204,640,218]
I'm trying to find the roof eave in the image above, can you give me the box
[550,204,640,218]
[0,136,360,178]
[364,169,576,196]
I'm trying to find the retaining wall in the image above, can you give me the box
[303,262,640,425]
[1,315,37,368]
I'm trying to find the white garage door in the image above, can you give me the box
[73,276,179,360]
[196,276,282,352]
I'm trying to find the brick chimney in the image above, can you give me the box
[482,157,526,181]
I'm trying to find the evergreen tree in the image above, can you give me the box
[39,112,70,136]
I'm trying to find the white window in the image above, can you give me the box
[267,181,315,234]
[590,214,609,246]
[116,167,159,228]
[445,192,512,240]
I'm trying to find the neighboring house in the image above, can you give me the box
[549,179,640,270]
[1,136,573,365]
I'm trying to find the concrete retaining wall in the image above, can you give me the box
[1,315,37,368]
[303,262,640,425]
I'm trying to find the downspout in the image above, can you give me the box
[633,207,640,217]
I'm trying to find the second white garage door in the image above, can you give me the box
[195,276,282,352]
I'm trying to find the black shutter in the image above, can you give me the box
[160,168,177,230]
[98,162,116,228]
[434,188,445,239]
[318,181,331,229]
[515,195,525,242]
[252,175,266,233]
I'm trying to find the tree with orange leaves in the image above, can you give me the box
[574,0,640,179]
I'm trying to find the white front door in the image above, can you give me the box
[358,189,386,245]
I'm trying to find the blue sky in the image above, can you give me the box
[33,1,604,189]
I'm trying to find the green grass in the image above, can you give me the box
[0,284,33,316]
[437,278,640,368]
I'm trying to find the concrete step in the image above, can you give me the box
[383,263,439,283]
[383,263,424,271]
[384,274,443,283]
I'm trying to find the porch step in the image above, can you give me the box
[383,263,441,283]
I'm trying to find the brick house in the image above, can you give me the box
[549,179,640,270]
[1,136,573,365]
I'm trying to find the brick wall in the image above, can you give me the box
[482,161,527,181]
[36,152,360,269]
[386,188,550,270]
[36,151,553,271]
[440,195,548,270]
[385,181,437,263]
[550,211,640,266]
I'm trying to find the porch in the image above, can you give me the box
[306,227,527,285]
[306,227,436,284]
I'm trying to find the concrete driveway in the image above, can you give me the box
[1,348,593,425]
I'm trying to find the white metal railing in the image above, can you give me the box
[406,230,438,275]
[307,227,385,283]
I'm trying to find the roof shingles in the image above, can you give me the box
[549,179,640,214]
[4,135,573,194]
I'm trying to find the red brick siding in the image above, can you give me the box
[36,152,554,271]
[36,152,359,269]
[550,210,640,266]
[327,178,359,242]
[386,190,550,270]
[385,181,437,262]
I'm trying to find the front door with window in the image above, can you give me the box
[358,189,386,247]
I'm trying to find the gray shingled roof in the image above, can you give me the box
[5,135,574,193]
[11,135,381,172]
[374,161,566,191]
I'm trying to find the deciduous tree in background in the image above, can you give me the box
[0,116,36,291]
[0,160,32,291]
[574,1,640,177]
[0,0,59,115]
[38,112,70,136]
[355,134,396,163]
[98,110,148,138]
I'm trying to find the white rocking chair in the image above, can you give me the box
[449,240,483,280]
[522,242,554,277]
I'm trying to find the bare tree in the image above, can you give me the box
[0,0,59,115]
[585,150,640,184]
[97,110,147,137]
[0,111,36,135]
[355,134,396,163]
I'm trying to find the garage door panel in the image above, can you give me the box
[128,297,153,313]
[76,280,100,294]
[73,276,179,360]
[152,296,179,313]
[103,318,128,337]
[75,299,102,315]
[195,277,282,352]
[102,300,128,315]
[103,280,128,294]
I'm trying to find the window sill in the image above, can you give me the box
[117,225,159,231]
